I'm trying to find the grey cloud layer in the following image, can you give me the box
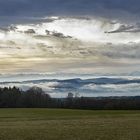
[0,0,140,17]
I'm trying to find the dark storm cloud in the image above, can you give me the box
[105,23,140,34]
[0,0,140,17]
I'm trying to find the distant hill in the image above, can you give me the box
[1,77,140,85]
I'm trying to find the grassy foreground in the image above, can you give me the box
[0,109,139,140]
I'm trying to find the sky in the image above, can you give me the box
[0,0,140,17]
[0,0,140,76]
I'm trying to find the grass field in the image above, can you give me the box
[0,109,139,140]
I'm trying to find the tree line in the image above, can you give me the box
[0,87,50,108]
[0,86,140,109]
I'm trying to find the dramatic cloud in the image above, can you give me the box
[0,0,139,75]
[0,17,140,74]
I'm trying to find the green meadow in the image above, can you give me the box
[0,109,139,140]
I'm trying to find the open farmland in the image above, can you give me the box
[0,109,139,140]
